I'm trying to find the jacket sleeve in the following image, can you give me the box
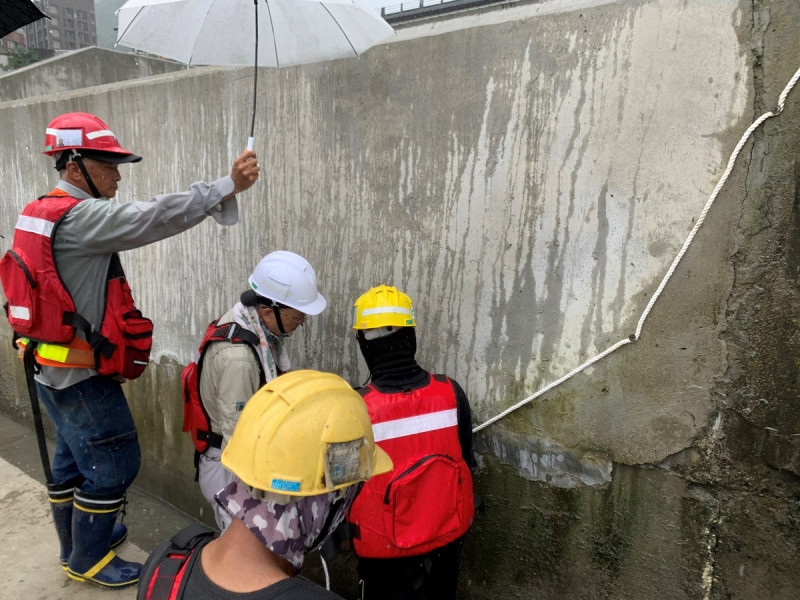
[450,378,477,472]
[63,177,237,254]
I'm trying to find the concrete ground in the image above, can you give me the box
[0,414,198,599]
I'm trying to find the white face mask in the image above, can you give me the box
[216,479,360,570]
[362,326,398,340]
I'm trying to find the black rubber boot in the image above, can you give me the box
[48,483,74,569]
[66,492,141,589]
[48,484,129,570]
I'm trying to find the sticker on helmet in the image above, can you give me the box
[326,439,364,485]
[52,129,83,148]
[271,478,301,492]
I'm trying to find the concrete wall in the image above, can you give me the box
[0,0,797,598]
[0,46,184,103]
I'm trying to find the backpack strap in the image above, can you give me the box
[193,322,263,453]
[139,524,216,600]
[206,322,259,347]
[202,322,264,385]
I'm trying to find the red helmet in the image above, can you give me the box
[43,112,141,163]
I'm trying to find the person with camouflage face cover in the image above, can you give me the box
[215,480,361,571]
[137,371,391,600]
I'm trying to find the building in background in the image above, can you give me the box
[0,30,27,70]
[25,0,96,52]
[1,30,26,53]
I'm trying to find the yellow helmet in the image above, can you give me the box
[352,285,416,331]
[221,370,392,496]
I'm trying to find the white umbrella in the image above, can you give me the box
[116,0,394,148]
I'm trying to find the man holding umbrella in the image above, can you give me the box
[0,111,259,589]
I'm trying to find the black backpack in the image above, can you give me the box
[137,523,216,600]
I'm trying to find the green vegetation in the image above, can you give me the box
[1,47,41,71]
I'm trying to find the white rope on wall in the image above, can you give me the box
[473,66,800,435]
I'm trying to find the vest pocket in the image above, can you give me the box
[0,250,35,332]
[96,274,153,380]
[383,454,467,549]
[116,310,153,380]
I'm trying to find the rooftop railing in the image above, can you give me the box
[379,0,516,24]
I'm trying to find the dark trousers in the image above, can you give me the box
[36,376,141,496]
[358,538,464,600]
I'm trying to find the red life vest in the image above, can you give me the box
[347,374,474,558]
[0,190,153,379]
[181,320,264,454]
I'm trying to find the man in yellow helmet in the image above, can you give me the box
[137,370,392,600]
[346,285,476,600]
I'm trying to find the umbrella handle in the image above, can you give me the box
[248,0,258,154]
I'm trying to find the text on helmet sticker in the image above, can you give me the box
[271,478,302,492]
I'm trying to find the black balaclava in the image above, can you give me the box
[356,327,427,391]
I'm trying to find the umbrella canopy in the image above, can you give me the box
[0,0,48,39]
[115,0,394,68]
[115,0,394,149]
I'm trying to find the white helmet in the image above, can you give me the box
[248,251,327,315]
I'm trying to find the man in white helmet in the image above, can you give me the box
[193,251,327,530]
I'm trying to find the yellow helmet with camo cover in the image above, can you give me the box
[222,370,392,496]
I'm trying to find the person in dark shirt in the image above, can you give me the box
[138,370,392,600]
[347,285,476,600]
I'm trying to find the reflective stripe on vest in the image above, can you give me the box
[371,408,458,442]
[8,305,31,321]
[17,337,96,368]
[15,215,56,237]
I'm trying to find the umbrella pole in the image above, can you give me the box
[248,0,258,151]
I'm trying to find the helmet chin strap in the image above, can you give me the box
[265,302,291,338]
[69,153,102,198]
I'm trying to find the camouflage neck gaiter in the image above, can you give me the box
[216,479,359,570]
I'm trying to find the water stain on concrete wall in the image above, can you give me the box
[0,0,797,598]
